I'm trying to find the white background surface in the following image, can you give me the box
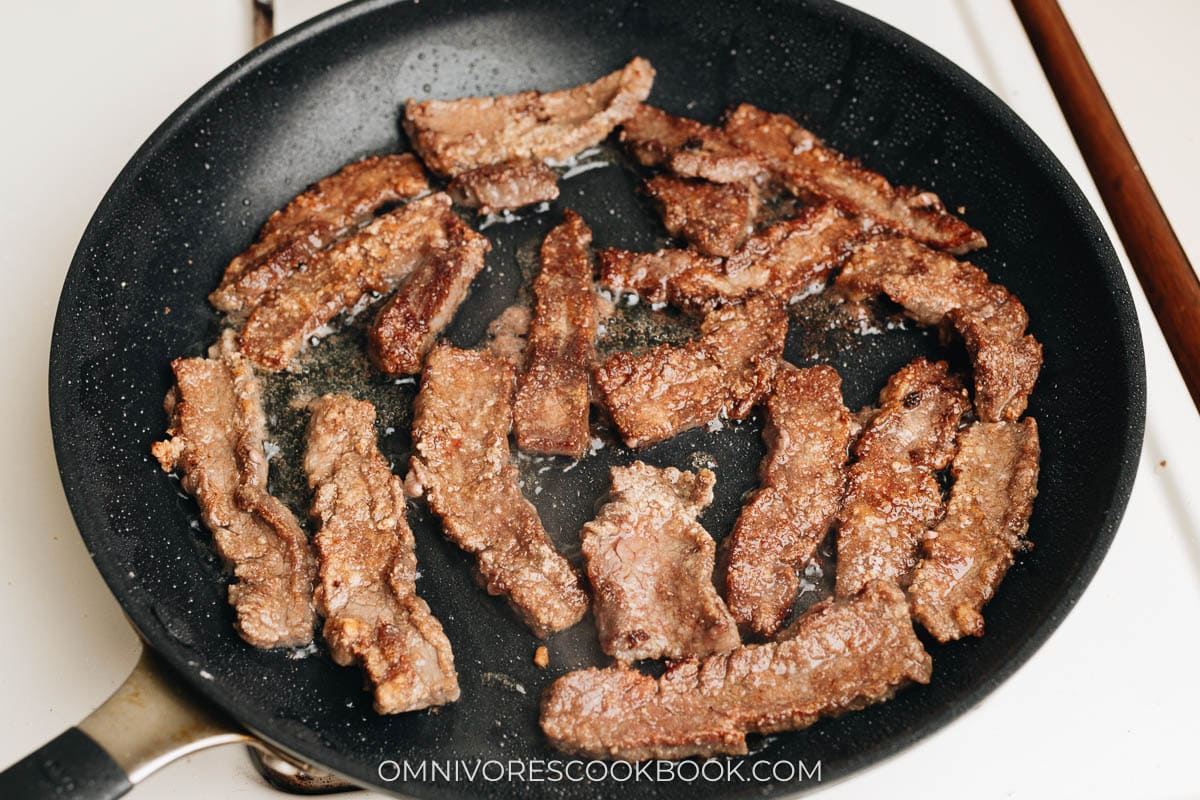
[1,1,1198,798]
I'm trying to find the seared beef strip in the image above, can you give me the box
[210,154,430,313]
[594,295,787,449]
[408,345,589,637]
[304,395,459,713]
[836,359,969,597]
[367,217,489,375]
[724,365,855,639]
[540,580,931,760]
[582,463,739,662]
[836,236,1042,421]
[597,247,708,306]
[909,419,1040,641]
[513,211,598,457]
[448,159,561,214]
[644,175,759,257]
[403,58,654,178]
[724,104,986,254]
[619,104,764,184]
[151,331,316,648]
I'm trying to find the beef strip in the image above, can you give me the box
[582,462,740,662]
[447,158,560,214]
[594,295,787,449]
[723,365,855,639]
[723,104,987,254]
[483,304,531,366]
[238,193,462,371]
[408,345,589,637]
[835,236,1042,421]
[644,175,759,257]
[403,58,654,178]
[619,104,764,184]
[151,331,315,648]
[366,217,489,375]
[540,580,931,760]
[304,395,459,713]
[836,359,969,597]
[210,154,430,313]
[909,419,1040,641]
[597,247,708,305]
[513,211,598,457]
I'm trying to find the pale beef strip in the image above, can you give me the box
[909,419,1040,641]
[723,365,855,639]
[513,211,598,457]
[408,345,589,637]
[304,395,459,713]
[151,331,315,648]
[483,304,531,366]
[367,216,489,375]
[644,175,759,257]
[582,463,740,662]
[239,193,461,371]
[540,580,931,760]
[403,58,654,178]
[723,104,986,254]
[210,154,430,313]
[447,159,560,214]
[594,295,787,449]
[835,236,1042,421]
[619,104,764,184]
[836,359,969,597]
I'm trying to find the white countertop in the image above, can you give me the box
[1,1,1197,798]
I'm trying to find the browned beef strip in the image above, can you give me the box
[723,104,987,254]
[304,395,459,713]
[836,236,1041,421]
[836,359,969,597]
[644,175,759,257]
[151,331,316,648]
[597,247,708,305]
[539,580,931,760]
[723,365,855,639]
[447,159,560,214]
[366,216,489,376]
[403,58,654,178]
[582,463,740,662]
[594,295,787,449]
[408,345,589,637]
[909,419,1040,641]
[210,154,430,313]
[513,211,598,457]
[619,104,764,184]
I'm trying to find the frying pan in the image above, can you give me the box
[2,0,1144,797]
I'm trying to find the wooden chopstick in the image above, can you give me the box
[1013,0,1200,413]
[253,1,274,47]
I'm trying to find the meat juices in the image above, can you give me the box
[723,365,855,639]
[582,463,740,662]
[594,295,788,448]
[513,211,598,458]
[151,331,316,648]
[409,345,589,637]
[539,580,931,760]
[447,159,561,214]
[835,236,1042,421]
[909,419,1040,641]
[619,104,764,184]
[836,359,969,597]
[403,57,654,178]
[210,154,430,313]
[304,395,459,713]
[644,175,759,257]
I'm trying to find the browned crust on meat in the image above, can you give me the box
[539,580,931,760]
[151,331,316,648]
[513,211,598,457]
[304,395,459,713]
[644,175,759,257]
[409,345,589,637]
[723,365,855,639]
[836,359,969,597]
[448,159,560,214]
[597,247,709,305]
[582,462,740,662]
[909,419,1040,641]
[404,58,654,178]
[594,296,787,449]
[835,236,1042,421]
[619,104,764,184]
[210,154,430,313]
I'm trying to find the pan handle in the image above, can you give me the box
[0,646,253,799]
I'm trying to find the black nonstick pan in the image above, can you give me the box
[5,0,1144,797]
